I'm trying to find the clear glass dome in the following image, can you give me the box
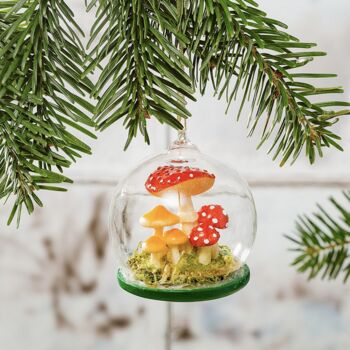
[109,138,257,301]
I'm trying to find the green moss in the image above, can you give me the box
[128,245,241,287]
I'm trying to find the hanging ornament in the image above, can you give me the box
[109,126,257,302]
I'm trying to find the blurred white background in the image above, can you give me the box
[1,1,350,349]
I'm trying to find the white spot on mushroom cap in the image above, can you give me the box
[197,227,203,231]
[199,233,204,237]
[212,218,218,224]
[210,205,215,210]
[213,234,217,238]
[160,179,164,183]
[223,210,227,215]
[202,212,206,217]
[204,239,209,245]
[189,173,194,178]
[193,236,198,241]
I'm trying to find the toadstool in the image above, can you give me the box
[142,236,169,268]
[198,204,229,229]
[145,166,215,236]
[197,204,229,258]
[163,228,188,264]
[189,224,220,265]
[140,205,179,236]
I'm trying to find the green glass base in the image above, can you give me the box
[117,264,250,302]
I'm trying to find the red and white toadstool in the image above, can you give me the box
[145,166,215,236]
[198,204,229,229]
[197,204,229,259]
[189,224,220,265]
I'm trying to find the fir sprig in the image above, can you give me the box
[179,0,350,165]
[0,0,95,225]
[1,0,350,225]
[86,0,194,148]
[286,192,350,282]
[88,0,350,164]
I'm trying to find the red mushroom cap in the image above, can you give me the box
[189,224,220,247]
[198,204,229,229]
[145,166,215,197]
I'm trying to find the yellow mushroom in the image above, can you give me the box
[163,228,188,265]
[140,205,179,237]
[142,236,169,268]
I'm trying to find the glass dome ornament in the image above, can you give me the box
[109,124,257,302]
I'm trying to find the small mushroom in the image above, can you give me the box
[142,236,169,268]
[197,204,229,259]
[145,166,215,235]
[140,205,179,236]
[198,204,229,229]
[163,228,188,264]
[189,224,220,265]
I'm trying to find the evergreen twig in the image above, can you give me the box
[286,191,350,282]
[0,0,95,225]
[1,0,350,226]
[86,0,194,148]
[88,0,350,165]
[183,0,350,166]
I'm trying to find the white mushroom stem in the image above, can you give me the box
[211,244,219,259]
[178,192,197,234]
[150,253,164,268]
[178,193,197,253]
[198,246,213,265]
[169,246,181,265]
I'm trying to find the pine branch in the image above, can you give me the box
[88,0,350,164]
[182,0,350,165]
[2,0,350,225]
[0,0,95,225]
[286,191,350,282]
[86,0,194,148]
